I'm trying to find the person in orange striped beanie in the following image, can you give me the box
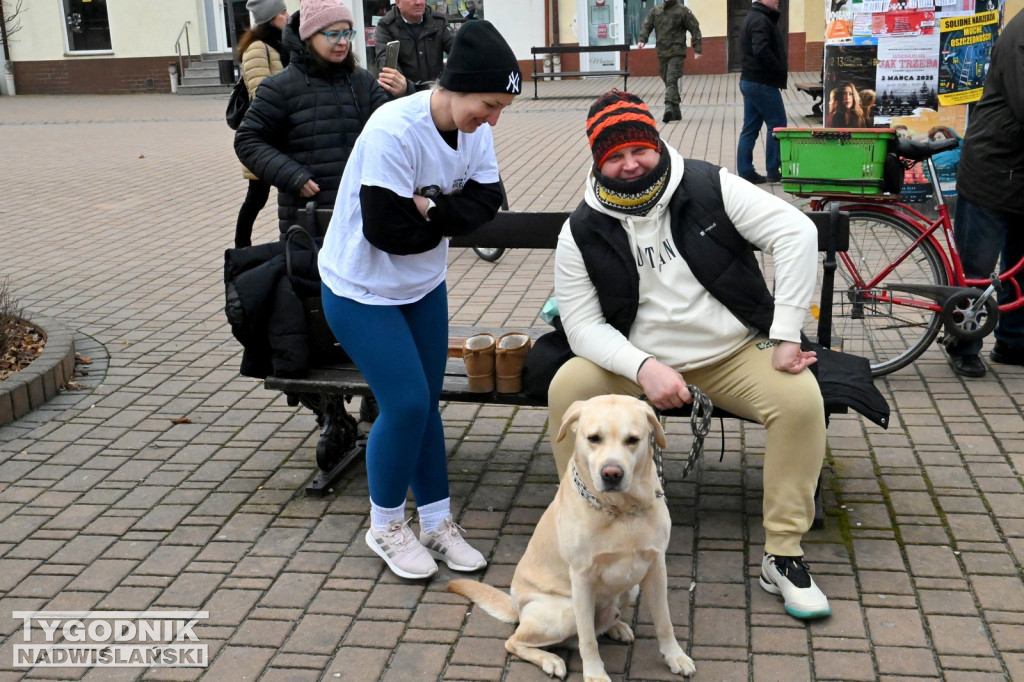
[532,89,834,622]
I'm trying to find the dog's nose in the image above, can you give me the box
[601,465,624,487]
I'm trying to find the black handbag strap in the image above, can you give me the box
[284,224,318,281]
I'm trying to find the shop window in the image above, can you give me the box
[63,0,112,52]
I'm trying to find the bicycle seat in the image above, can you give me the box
[894,136,959,161]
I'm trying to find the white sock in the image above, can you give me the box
[370,500,406,531]
[417,498,451,534]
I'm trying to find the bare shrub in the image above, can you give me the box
[0,276,25,357]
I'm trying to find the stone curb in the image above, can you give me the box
[0,313,76,426]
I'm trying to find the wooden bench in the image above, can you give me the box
[530,44,631,100]
[795,81,824,118]
[263,206,852,533]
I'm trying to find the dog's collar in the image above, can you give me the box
[572,463,664,516]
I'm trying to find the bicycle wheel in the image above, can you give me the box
[814,208,948,376]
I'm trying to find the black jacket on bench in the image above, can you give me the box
[224,238,321,379]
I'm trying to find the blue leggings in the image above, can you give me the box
[321,281,450,508]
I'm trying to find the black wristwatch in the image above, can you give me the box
[419,185,441,222]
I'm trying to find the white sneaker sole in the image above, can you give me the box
[365,530,438,580]
[759,573,831,619]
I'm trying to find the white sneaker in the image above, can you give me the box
[366,519,438,580]
[419,518,487,572]
[759,553,831,619]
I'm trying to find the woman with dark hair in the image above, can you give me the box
[233,0,290,248]
[235,0,409,237]
[826,82,866,127]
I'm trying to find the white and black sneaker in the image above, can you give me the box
[759,553,831,620]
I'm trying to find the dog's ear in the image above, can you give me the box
[644,403,668,449]
[556,400,585,442]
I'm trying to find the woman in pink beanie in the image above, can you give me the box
[235,0,409,236]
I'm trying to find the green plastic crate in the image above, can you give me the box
[774,128,897,195]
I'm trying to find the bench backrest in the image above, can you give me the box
[299,207,848,252]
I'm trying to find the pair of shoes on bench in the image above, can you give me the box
[463,332,532,393]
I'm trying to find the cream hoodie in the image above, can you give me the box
[554,146,818,380]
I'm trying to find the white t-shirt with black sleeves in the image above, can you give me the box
[318,89,500,305]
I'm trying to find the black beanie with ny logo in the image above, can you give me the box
[439,20,522,95]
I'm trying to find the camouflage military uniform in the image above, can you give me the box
[638,0,702,120]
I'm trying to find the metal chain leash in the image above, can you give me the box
[651,385,714,482]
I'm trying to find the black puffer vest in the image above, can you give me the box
[570,158,775,337]
[522,159,775,397]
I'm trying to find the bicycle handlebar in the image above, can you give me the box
[893,135,959,162]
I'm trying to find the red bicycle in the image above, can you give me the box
[779,129,1024,376]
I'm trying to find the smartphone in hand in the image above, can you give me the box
[384,40,400,70]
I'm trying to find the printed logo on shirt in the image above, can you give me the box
[634,238,678,272]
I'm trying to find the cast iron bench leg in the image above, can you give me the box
[286,392,366,495]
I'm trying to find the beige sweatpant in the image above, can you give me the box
[548,338,825,557]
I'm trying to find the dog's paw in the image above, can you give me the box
[605,620,634,642]
[666,651,696,677]
[583,673,612,682]
[540,653,567,679]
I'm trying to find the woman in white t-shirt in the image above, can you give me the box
[318,20,521,581]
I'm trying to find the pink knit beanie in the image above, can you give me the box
[299,0,354,41]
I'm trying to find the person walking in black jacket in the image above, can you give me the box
[234,0,407,237]
[373,0,454,91]
[736,0,788,185]
[944,10,1024,377]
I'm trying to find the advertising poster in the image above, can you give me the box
[871,8,937,35]
[891,105,967,197]
[938,10,999,105]
[824,44,879,127]
[933,0,976,13]
[874,33,940,122]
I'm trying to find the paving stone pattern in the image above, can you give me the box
[1,75,1022,681]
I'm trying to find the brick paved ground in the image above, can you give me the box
[1,74,1022,681]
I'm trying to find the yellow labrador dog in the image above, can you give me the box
[449,394,695,681]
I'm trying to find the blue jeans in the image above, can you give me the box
[737,80,787,178]
[948,195,1024,355]
[321,281,450,508]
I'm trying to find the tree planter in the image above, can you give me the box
[0,315,76,426]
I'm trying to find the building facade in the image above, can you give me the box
[2,0,1020,96]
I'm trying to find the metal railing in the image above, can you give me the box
[174,21,191,83]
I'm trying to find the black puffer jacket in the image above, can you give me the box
[235,12,392,235]
[956,10,1024,215]
[224,236,320,379]
[373,5,454,89]
[739,1,788,90]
